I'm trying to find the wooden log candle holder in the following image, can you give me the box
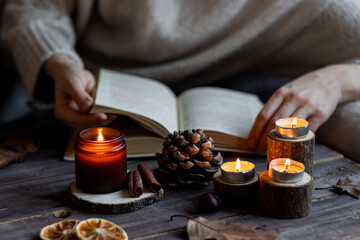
[259,171,313,219]
[267,129,315,175]
[213,171,259,206]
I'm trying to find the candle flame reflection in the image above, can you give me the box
[284,158,291,172]
[291,118,297,128]
[236,158,241,172]
[97,128,104,141]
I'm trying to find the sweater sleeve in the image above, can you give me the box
[1,0,83,108]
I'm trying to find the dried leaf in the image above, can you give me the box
[335,177,360,199]
[0,137,38,169]
[187,216,280,240]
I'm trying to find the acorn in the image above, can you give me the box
[199,192,223,213]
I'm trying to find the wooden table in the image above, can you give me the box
[1,120,360,240]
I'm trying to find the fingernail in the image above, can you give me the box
[85,98,93,110]
[96,113,108,122]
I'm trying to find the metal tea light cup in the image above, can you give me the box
[275,118,309,139]
[221,161,255,183]
[269,158,304,183]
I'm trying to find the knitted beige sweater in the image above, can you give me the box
[2,0,360,161]
[2,0,360,101]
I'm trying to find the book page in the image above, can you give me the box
[178,87,263,138]
[91,69,178,136]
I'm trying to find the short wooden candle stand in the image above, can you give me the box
[267,129,315,175]
[213,171,259,205]
[259,171,313,219]
[68,181,163,213]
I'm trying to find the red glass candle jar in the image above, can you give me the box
[75,127,127,193]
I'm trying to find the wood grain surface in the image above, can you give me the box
[0,122,359,240]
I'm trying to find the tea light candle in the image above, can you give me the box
[269,158,304,183]
[275,117,309,138]
[221,158,255,183]
[75,127,127,194]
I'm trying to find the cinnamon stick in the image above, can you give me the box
[137,163,162,192]
[127,170,144,197]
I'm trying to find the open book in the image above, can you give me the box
[64,69,263,160]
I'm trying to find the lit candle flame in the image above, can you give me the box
[285,158,291,172]
[291,118,297,128]
[236,158,241,172]
[97,128,104,141]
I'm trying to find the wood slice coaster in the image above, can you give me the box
[259,171,313,219]
[68,181,164,213]
[213,171,259,206]
[267,129,315,175]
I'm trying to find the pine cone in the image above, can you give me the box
[154,129,223,189]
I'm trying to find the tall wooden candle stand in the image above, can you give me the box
[267,129,315,175]
[259,171,313,219]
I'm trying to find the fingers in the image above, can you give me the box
[306,108,329,132]
[56,101,117,129]
[83,69,97,94]
[247,89,286,149]
[251,99,314,154]
[254,104,331,154]
[65,114,117,130]
[255,119,274,154]
[306,116,322,133]
[55,96,117,129]
[253,106,311,154]
[61,111,108,129]
[67,70,96,112]
[47,55,110,128]
[247,71,340,154]
[52,63,109,128]
[54,92,105,125]
[247,86,315,153]
[68,83,93,112]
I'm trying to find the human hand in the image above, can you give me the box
[44,54,116,128]
[247,64,360,154]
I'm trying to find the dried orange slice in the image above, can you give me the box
[40,219,80,240]
[76,218,128,240]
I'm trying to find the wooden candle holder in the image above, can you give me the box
[267,129,315,175]
[259,171,313,219]
[213,171,259,205]
[68,181,163,213]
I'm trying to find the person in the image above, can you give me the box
[1,0,360,160]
